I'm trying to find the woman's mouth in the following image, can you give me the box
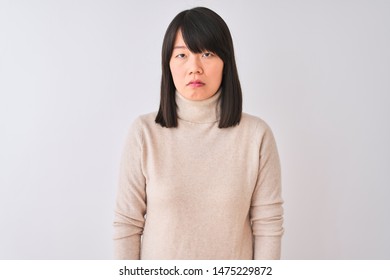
[187,80,205,88]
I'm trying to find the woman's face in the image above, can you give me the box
[169,30,224,101]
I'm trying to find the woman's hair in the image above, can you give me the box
[155,7,242,128]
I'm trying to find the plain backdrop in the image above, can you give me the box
[1,0,389,259]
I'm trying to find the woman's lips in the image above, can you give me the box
[187,80,205,88]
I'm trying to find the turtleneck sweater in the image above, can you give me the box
[113,91,284,260]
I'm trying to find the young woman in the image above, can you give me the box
[113,7,284,260]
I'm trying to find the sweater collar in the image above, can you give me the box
[175,89,221,124]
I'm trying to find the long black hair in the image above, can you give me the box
[155,7,242,128]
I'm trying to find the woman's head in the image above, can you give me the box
[169,29,224,101]
[155,7,242,128]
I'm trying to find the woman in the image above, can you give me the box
[113,7,284,260]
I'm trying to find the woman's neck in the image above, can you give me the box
[175,89,221,124]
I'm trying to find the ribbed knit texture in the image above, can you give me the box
[113,91,284,259]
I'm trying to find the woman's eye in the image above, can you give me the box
[175,54,186,58]
[202,52,213,58]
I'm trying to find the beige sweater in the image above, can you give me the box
[113,91,284,260]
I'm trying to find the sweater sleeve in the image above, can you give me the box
[250,123,284,260]
[113,118,146,259]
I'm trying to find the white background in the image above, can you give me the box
[1,0,389,259]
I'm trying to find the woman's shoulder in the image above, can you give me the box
[240,112,279,148]
[240,112,273,133]
[129,112,157,128]
[125,112,158,136]
[134,112,158,124]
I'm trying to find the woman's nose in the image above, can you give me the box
[188,56,203,75]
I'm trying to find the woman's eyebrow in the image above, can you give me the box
[173,46,187,49]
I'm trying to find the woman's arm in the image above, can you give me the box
[250,123,284,260]
[113,119,146,259]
